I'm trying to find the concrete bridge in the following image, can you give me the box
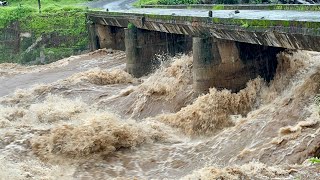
[86,6,320,94]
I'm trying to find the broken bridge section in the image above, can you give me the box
[86,9,319,94]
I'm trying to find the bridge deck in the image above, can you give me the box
[112,8,320,22]
[87,8,320,51]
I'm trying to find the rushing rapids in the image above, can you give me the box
[1,49,320,179]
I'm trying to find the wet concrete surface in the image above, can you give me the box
[113,9,320,22]
[86,0,320,22]
[86,0,136,10]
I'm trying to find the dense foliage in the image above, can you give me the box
[0,1,88,64]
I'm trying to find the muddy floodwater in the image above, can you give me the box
[1,49,320,179]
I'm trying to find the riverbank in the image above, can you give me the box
[0,1,89,64]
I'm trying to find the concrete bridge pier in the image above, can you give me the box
[125,27,192,77]
[193,37,281,95]
[125,28,146,77]
[88,23,99,51]
[88,23,125,51]
[193,37,248,95]
[95,24,116,49]
[193,37,220,94]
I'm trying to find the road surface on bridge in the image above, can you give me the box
[107,8,320,22]
[87,0,320,22]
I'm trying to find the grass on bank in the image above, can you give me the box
[6,0,89,7]
[309,157,320,164]
[0,0,91,64]
[0,0,91,28]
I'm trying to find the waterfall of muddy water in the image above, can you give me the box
[1,49,320,179]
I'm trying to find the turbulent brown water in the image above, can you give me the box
[1,49,320,179]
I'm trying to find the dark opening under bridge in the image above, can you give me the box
[86,6,320,94]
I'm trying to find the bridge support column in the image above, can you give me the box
[193,37,220,95]
[96,24,114,49]
[125,28,192,78]
[193,37,256,95]
[88,23,99,51]
[95,24,125,51]
[193,37,280,95]
[193,37,250,95]
[125,28,150,77]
